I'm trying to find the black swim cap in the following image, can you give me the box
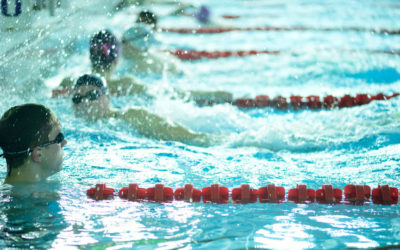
[89,29,120,71]
[74,74,106,93]
[136,10,157,27]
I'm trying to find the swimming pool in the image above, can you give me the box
[1,0,400,248]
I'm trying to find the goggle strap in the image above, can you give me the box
[1,133,64,158]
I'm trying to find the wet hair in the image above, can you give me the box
[136,10,157,28]
[89,29,120,72]
[74,74,106,93]
[0,104,54,175]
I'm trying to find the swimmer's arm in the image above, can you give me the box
[107,76,147,95]
[120,108,210,145]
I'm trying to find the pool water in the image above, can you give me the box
[1,0,400,249]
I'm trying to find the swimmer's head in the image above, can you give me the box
[72,74,110,120]
[121,25,158,52]
[195,5,211,23]
[73,74,107,93]
[136,10,158,30]
[89,29,120,72]
[0,104,65,177]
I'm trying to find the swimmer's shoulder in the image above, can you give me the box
[108,75,147,95]
[121,107,148,117]
[59,76,75,89]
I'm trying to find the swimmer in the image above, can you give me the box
[195,5,212,24]
[170,4,225,27]
[0,104,67,184]
[120,25,181,75]
[120,25,232,103]
[61,29,232,104]
[72,74,212,146]
[60,29,146,96]
[136,10,158,31]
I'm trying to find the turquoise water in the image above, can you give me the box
[1,0,400,249]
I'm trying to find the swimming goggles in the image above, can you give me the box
[72,90,103,104]
[0,133,65,158]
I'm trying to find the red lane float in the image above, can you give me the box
[147,184,174,202]
[221,15,240,19]
[202,184,229,204]
[231,93,400,110]
[86,183,399,205]
[288,184,316,203]
[161,26,400,35]
[344,184,371,204]
[372,185,399,205]
[258,183,285,203]
[174,184,202,202]
[52,89,72,98]
[172,49,279,60]
[231,184,258,204]
[316,185,342,204]
[87,184,115,200]
[119,183,147,201]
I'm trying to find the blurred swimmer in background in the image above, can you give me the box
[60,29,147,96]
[120,25,182,76]
[136,10,158,31]
[71,74,215,146]
[60,29,232,103]
[120,25,232,103]
[170,4,226,27]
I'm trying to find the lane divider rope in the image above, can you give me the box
[171,49,400,60]
[86,183,398,205]
[161,27,400,35]
[228,93,400,109]
[51,90,399,110]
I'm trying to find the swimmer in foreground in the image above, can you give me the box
[0,104,67,184]
[72,74,212,146]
